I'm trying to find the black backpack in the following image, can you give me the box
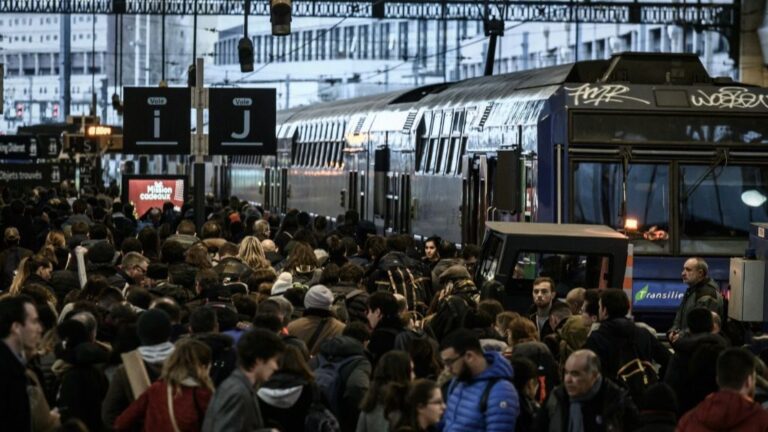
[615,331,658,401]
[373,252,428,313]
[313,353,366,415]
[304,400,342,432]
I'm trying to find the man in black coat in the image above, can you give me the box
[366,291,405,367]
[0,295,43,432]
[584,289,670,381]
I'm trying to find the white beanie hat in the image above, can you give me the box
[271,272,293,296]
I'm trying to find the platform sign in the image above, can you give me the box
[0,135,61,159]
[208,88,276,156]
[123,87,190,155]
[0,163,52,187]
[631,280,688,310]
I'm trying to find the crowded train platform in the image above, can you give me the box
[0,188,766,432]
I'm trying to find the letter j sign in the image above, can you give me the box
[208,88,277,156]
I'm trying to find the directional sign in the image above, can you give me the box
[0,135,59,159]
[123,87,191,155]
[0,163,52,187]
[208,88,276,156]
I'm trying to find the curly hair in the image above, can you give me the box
[284,242,318,271]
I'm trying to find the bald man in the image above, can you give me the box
[535,350,638,432]
[668,257,724,343]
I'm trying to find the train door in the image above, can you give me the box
[264,166,288,214]
[461,154,495,245]
[343,150,367,216]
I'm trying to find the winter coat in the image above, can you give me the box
[102,358,164,429]
[286,309,346,355]
[509,341,560,399]
[202,368,271,432]
[368,315,405,367]
[113,378,212,432]
[441,351,520,432]
[357,403,400,432]
[671,277,724,333]
[257,371,315,432]
[53,342,110,432]
[632,411,676,432]
[189,333,237,387]
[23,273,56,294]
[678,390,768,432]
[584,317,670,381]
[314,335,372,432]
[664,332,728,415]
[535,377,638,432]
[0,342,31,432]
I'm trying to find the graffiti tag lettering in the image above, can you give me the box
[690,87,768,109]
[565,84,652,106]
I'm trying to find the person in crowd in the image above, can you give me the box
[633,383,678,432]
[202,328,286,432]
[530,277,556,340]
[357,350,412,432]
[54,317,110,432]
[439,329,519,431]
[556,315,589,375]
[114,338,214,432]
[313,334,372,432]
[253,220,271,242]
[0,295,42,432]
[238,236,273,273]
[542,301,572,360]
[115,252,150,288]
[187,307,237,386]
[10,254,54,295]
[286,284,346,355]
[510,357,541,432]
[678,347,768,431]
[507,316,559,400]
[1,227,33,291]
[421,236,441,272]
[186,243,213,270]
[668,257,724,343]
[565,287,586,315]
[584,289,669,381]
[257,345,317,431]
[393,379,445,432]
[580,289,600,335]
[664,307,729,416]
[367,291,406,366]
[165,219,201,251]
[102,309,176,427]
[535,349,638,432]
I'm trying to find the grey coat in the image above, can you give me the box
[202,368,270,432]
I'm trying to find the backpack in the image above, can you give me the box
[313,353,365,415]
[427,295,471,342]
[615,331,659,401]
[304,400,342,432]
[373,252,428,313]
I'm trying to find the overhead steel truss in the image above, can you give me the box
[0,0,738,29]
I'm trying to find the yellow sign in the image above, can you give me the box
[86,125,113,137]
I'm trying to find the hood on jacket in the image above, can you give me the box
[689,390,767,429]
[257,371,309,409]
[477,351,515,381]
[318,335,366,359]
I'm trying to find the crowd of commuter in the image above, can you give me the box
[1,184,768,431]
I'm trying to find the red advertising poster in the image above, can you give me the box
[127,178,185,218]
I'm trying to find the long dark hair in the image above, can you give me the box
[360,351,411,413]
[396,379,439,432]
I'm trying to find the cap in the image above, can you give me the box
[304,284,334,311]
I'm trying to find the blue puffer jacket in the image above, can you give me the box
[441,351,519,432]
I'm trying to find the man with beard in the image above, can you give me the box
[678,348,768,431]
[439,329,519,431]
[530,277,556,340]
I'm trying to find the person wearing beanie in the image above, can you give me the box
[102,309,176,428]
[286,284,345,355]
[270,272,293,296]
[633,383,678,432]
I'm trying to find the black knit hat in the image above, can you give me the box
[136,309,172,345]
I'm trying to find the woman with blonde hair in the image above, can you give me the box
[253,219,271,241]
[238,235,271,270]
[9,255,53,295]
[40,230,69,270]
[114,338,214,432]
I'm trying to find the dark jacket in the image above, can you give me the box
[442,351,520,432]
[214,257,253,283]
[202,368,270,432]
[54,342,110,432]
[509,341,560,399]
[671,277,724,333]
[529,309,555,341]
[257,371,315,432]
[584,317,670,381]
[23,273,56,293]
[102,358,164,429]
[678,390,768,432]
[664,332,728,415]
[190,332,236,387]
[535,377,639,432]
[368,315,405,367]
[0,341,31,432]
[632,411,676,432]
[0,245,32,291]
[168,262,198,291]
[314,335,372,432]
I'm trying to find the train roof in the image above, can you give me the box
[486,221,628,240]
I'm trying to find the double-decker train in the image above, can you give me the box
[230,52,768,318]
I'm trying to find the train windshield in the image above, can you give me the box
[572,113,768,144]
[572,162,768,255]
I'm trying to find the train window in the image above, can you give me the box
[435,138,448,174]
[336,142,344,166]
[680,164,768,255]
[510,252,613,293]
[424,112,434,137]
[572,162,671,254]
[424,138,436,173]
[444,138,456,175]
[432,113,443,138]
[448,137,463,175]
[442,111,453,137]
[452,110,464,134]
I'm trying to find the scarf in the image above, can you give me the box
[568,375,603,432]
[138,341,175,364]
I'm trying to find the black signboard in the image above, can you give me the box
[123,87,191,155]
[0,135,60,160]
[0,163,52,187]
[208,88,276,156]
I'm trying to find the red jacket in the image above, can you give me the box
[677,390,768,432]
[114,379,212,432]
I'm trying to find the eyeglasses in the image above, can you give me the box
[427,399,445,406]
